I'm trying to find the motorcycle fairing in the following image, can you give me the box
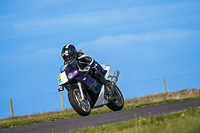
[85,81,105,108]
[92,65,111,107]
[93,85,108,107]
[89,81,102,94]
[57,61,79,86]
[83,65,110,108]
[101,64,111,79]
[57,71,68,85]
[75,74,95,87]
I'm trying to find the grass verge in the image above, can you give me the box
[0,96,200,129]
[68,107,200,133]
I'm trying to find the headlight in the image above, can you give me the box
[68,73,73,79]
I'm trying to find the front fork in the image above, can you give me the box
[77,81,85,101]
[58,82,85,101]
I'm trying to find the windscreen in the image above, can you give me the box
[59,60,76,72]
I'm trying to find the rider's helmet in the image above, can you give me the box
[61,44,77,62]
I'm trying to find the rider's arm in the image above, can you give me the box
[76,52,95,72]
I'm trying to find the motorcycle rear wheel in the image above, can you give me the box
[68,88,91,116]
[106,84,124,111]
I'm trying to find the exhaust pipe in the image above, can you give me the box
[111,70,120,84]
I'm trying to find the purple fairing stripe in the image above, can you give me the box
[72,70,78,77]
[87,74,96,83]
[75,74,95,87]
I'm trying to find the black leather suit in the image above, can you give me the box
[75,51,107,85]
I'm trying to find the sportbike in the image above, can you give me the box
[57,59,124,116]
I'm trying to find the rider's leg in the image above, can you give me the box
[94,69,114,100]
[89,63,114,98]
[90,62,113,96]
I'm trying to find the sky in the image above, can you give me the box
[0,0,200,102]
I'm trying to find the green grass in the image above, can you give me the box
[125,88,200,105]
[0,88,199,129]
[68,107,200,133]
[0,96,200,129]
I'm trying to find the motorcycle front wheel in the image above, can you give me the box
[106,84,124,111]
[68,88,91,116]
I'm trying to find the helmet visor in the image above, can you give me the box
[64,55,73,62]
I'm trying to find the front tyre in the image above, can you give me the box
[106,84,124,111]
[68,88,91,116]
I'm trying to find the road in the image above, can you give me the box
[1,98,200,133]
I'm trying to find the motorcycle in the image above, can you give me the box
[57,59,124,116]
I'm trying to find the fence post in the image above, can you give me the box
[163,77,167,94]
[9,99,14,117]
[60,92,65,111]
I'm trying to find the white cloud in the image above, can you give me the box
[11,1,200,32]
[77,28,200,63]
[1,28,199,64]
[78,28,200,47]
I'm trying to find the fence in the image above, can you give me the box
[0,72,200,119]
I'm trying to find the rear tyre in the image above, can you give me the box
[68,88,91,116]
[106,84,124,111]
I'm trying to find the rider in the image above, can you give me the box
[61,44,113,99]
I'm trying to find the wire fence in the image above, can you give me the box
[0,72,200,119]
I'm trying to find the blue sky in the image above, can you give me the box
[0,0,200,100]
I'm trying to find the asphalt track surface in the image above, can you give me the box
[1,99,200,133]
